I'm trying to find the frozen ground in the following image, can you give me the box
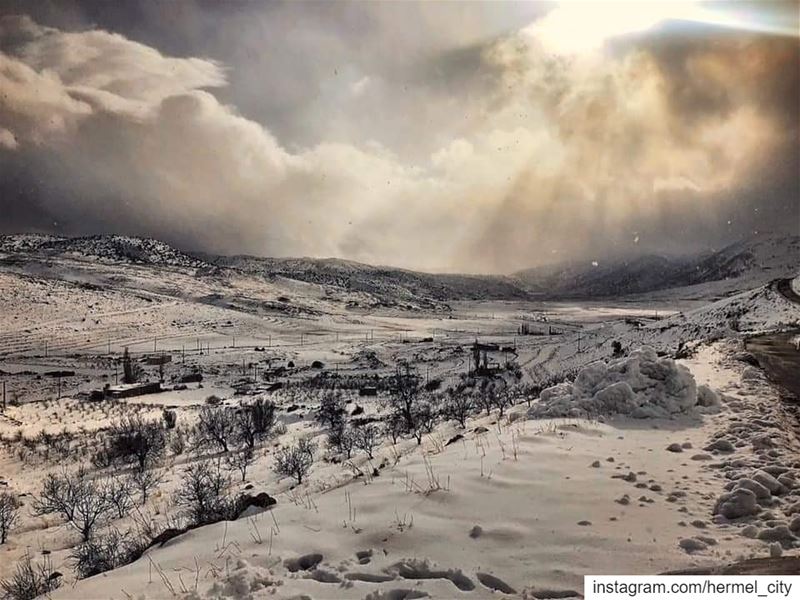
[0,236,798,598]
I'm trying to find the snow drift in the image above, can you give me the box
[528,347,719,419]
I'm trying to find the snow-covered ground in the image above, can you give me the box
[0,237,799,598]
[13,343,791,600]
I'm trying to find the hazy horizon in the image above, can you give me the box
[1,1,798,273]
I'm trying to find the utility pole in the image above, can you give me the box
[182,344,185,363]
[2,381,6,411]
[44,340,48,357]
[107,339,111,355]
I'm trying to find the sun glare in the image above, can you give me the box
[526,1,799,56]
[525,1,699,55]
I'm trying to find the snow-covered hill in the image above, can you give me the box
[514,233,800,299]
[0,234,210,269]
[213,254,531,304]
[1,232,795,306]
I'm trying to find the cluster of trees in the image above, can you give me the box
[317,371,527,462]
[2,369,542,596]
[0,396,285,591]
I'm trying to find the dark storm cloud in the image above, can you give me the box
[0,2,797,272]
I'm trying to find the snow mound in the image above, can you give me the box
[528,347,716,419]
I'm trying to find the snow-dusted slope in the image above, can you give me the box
[0,234,209,269]
[514,233,800,299]
[214,254,531,304]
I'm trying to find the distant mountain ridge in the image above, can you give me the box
[512,233,799,299]
[207,254,530,303]
[0,232,796,302]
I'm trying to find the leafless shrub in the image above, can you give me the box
[409,402,438,445]
[274,439,316,484]
[102,477,134,519]
[129,467,163,504]
[474,384,496,416]
[33,468,112,541]
[0,552,60,600]
[0,492,20,544]
[316,391,345,429]
[196,406,237,453]
[94,415,165,471]
[492,389,513,417]
[235,398,276,450]
[174,461,232,525]
[442,391,474,428]
[169,426,187,456]
[327,419,356,458]
[383,412,405,445]
[70,528,148,579]
[354,424,380,459]
[388,367,422,431]
[225,447,255,482]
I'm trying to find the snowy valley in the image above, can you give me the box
[0,234,798,599]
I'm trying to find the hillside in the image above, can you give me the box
[1,233,796,306]
[0,235,532,310]
[0,234,210,269]
[212,254,531,304]
[514,233,800,299]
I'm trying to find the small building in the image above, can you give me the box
[107,382,162,399]
[359,386,378,397]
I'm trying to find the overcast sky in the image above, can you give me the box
[0,0,797,273]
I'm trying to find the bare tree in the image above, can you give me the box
[128,467,163,504]
[234,398,276,451]
[102,477,133,519]
[249,397,277,437]
[196,406,237,453]
[174,461,231,525]
[492,389,513,418]
[383,412,405,445]
[474,381,497,416]
[225,447,255,482]
[354,424,380,459]
[327,419,356,458]
[388,366,421,431]
[0,492,20,544]
[409,402,438,445]
[442,391,474,428]
[98,415,166,471]
[33,469,112,541]
[316,391,346,430]
[274,439,316,484]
